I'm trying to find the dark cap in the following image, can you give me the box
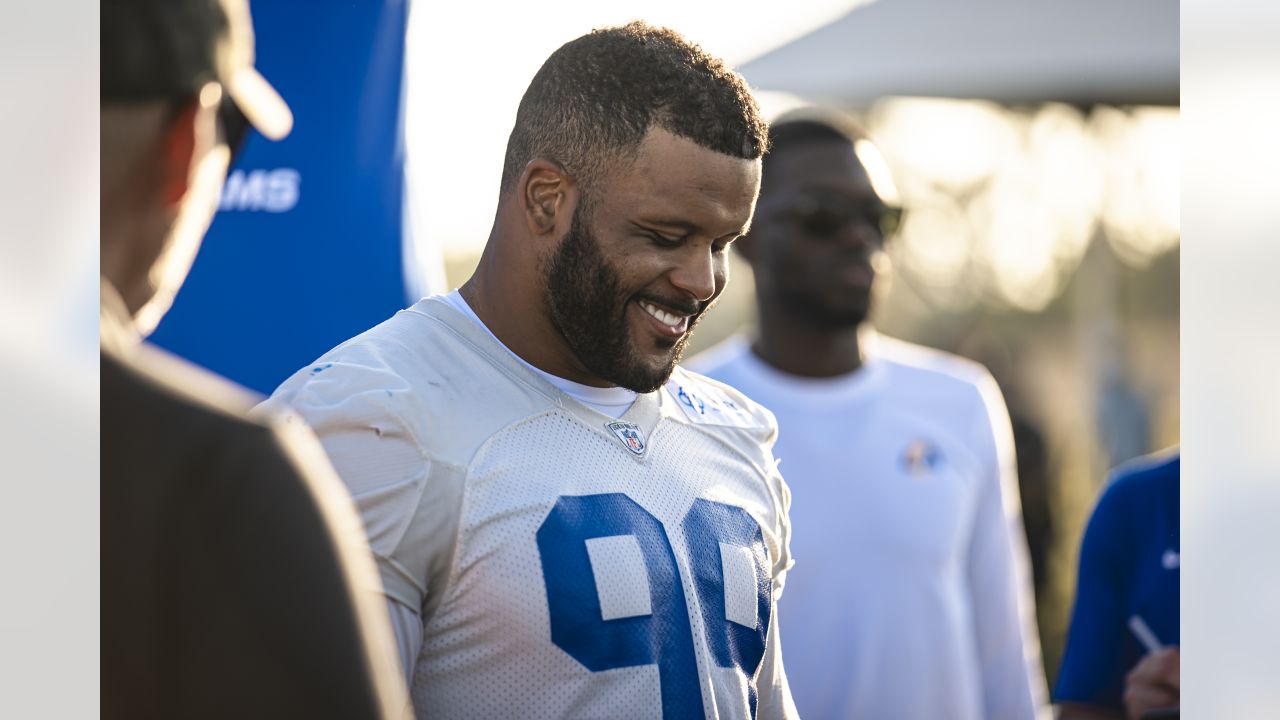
[102,0,292,140]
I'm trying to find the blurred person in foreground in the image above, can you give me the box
[690,112,1049,720]
[1056,450,1180,720]
[101,0,408,717]
[260,22,798,718]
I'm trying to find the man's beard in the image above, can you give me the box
[543,206,702,393]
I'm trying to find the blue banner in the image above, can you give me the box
[151,0,419,396]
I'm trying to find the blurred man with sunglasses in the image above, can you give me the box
[101,1,408,717]
[690,112,1049,720]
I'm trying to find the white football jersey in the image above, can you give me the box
[262,297,796,720]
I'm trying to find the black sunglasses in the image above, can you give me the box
[774,192,903,241]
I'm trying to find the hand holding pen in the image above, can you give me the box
[1125,615,1179,720]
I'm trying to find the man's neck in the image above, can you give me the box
[752,308,868,379]
[445,289,636,417]
[460,252,611,389]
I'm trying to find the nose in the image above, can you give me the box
[836,218,883,259]
[668,245,722,304]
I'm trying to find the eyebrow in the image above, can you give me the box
[635,218,748,241]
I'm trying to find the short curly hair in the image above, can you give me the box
[499,21,769,195]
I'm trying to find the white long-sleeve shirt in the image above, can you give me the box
[690,333,1049,720]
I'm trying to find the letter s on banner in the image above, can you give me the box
[220,168,300,213]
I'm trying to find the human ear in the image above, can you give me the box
[518,159,576,237]
[159,100,200,207]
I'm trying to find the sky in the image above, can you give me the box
[402,0,862,261]
[400,0,1179,312]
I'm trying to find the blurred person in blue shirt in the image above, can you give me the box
[1055,450,1180,719]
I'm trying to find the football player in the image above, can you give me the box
[262,22,796,720]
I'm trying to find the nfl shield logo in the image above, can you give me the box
[606,421,646,456]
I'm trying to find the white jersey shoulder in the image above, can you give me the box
[664,365,778,441]
[266,296,560,468]
[259,297,565,624]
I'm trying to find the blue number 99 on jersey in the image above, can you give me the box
[536,493,771,720]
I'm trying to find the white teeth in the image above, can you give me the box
[639,301,684,327]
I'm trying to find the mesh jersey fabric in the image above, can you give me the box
[689,334,1048,720]
[262,297,797,719]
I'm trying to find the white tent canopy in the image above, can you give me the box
[738,0,1178,107]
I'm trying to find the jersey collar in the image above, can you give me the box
[410,296,663,461]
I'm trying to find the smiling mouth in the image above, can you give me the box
[636,299,692,338]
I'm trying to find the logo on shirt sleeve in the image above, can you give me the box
[900,439,943,476]
[666,381,757,429]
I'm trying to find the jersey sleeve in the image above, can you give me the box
[754,594,800,720]
[261,361,465,672]
[268,418,414,717]
[1053,480,1132,711]
[964,371,1051,720]
[386,597,425,685]
[764,418,795,598]
[755,413,798,717]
